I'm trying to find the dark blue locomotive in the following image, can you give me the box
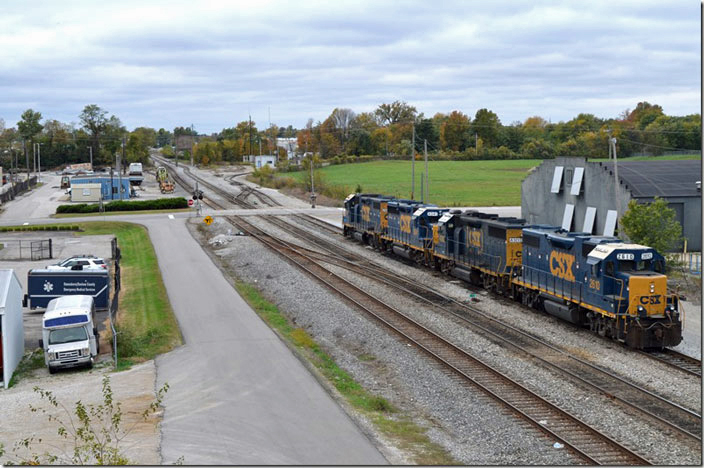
[343,193,682,349]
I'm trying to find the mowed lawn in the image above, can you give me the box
[290,160,541,206]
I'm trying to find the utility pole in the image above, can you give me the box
[119,138,124,200]
[310,153,316,208]
[33,142,36,175]
[24,139,29,181]
[410,122,415,199]
[606,129,612,159]
[424,139,429,203]
[37,143,41,182]
[611,137,620,215]
[89,146,93,169]
[475,132,478,156]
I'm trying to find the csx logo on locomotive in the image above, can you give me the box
[549,251,576,281]
[362,205,371,222]
[400,215,412,233]
[639,295,662,305]
[469,230,481,247]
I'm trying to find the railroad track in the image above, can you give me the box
[227,214,652,466]
[261,214,702,445]
[640,350,702,378]
[154,152,700,383]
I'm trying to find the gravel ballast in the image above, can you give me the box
[192,216,701,465]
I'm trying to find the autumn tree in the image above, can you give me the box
[375,101,416,125]
[440,111,470,151]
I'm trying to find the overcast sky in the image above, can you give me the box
[1,0,700,133]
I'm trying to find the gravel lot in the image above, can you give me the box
[0,361,160,465]
[193,215,702,465]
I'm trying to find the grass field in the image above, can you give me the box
[78,221,182,367]
[285,154,701,206]
[288,160,540,206]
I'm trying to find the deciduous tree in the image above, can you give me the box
[620,197,683,253]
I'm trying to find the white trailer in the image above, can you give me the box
[41,295,99,374]
[0,270,24,388]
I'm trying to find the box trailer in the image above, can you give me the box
[26,269,110,310]
[0,270,24,388]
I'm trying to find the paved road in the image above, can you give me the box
[142,217,386,465]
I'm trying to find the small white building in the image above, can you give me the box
[254,155,277,169]
[276,138,298,160]
[0,269,24,388]
[71,183,102,203]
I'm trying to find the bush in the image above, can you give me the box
[56,198,189,214]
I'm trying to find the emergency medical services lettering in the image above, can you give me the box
[63,281,97,293]
[549,251,576,281]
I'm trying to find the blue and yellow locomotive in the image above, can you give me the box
[343,193,682,349]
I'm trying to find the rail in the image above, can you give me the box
[233,214,654,465]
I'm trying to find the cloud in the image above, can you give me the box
[0,0,699,132]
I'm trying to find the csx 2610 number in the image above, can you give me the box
[589,279,601,290]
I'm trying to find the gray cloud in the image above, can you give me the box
[0,0,699,133]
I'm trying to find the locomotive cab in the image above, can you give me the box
[587,243,681,348]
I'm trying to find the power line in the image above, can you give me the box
[616,136,700,152]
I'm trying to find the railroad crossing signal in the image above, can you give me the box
[188,199,194,207]
[203,215,213,225]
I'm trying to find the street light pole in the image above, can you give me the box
[37,143,42,182]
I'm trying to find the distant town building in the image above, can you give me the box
[253,155,277,169]
[521,157,702,251]
[276,138,298,160]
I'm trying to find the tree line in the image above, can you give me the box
[294,101,700,162]
[0,105,156,173]
[1,101,700,171]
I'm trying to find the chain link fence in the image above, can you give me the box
[0,238,52,260]
[109,237,122,366]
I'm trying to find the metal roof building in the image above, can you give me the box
[521,157,702,251]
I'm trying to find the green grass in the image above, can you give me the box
[8,350,45,387]
[286,160,540,206]
[77,222,182,367]
[234,280,458,465]
[54,208,190,218]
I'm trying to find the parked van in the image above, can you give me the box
[40,295,99,374]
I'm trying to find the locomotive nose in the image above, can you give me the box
[628,274,667,316]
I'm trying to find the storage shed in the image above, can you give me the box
[71,183,102,202]
[254,155,277,169]
[71,175,130,201]
[521,157,702,251]
[0,269,24,388]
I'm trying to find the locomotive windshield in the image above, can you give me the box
[618,260,648,272]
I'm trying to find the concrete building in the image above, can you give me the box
[71,175,130,201]
[521,157,702,251]
[253,155,277,169]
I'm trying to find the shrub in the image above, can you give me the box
[56,198,189,214]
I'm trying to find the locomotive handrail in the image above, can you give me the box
[603,274,625,315]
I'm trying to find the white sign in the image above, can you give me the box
[509,237,522,243]
[616,253,635,260]
[641,252,653,260]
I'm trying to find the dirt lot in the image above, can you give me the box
[0,361,160,465]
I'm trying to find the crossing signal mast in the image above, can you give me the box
[192,181,204,215]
